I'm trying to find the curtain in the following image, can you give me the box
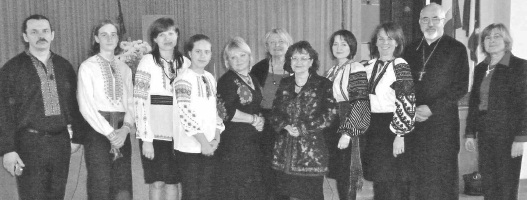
[0,0,357,77]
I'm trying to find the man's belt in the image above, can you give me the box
[26,128,65,136]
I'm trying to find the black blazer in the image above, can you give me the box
[466,52,527,142]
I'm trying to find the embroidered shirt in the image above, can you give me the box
[173,69,225,153]
[77,55,135,136]
[325,61,371,137]
[365,58,416,135]
[134,54,190,142]
[0,51,86,155]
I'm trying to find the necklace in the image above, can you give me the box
[235,71,253,87]
[419,36,443,81]
[486,65,495,76]
[270,60,286,85]
[160,57,177,83]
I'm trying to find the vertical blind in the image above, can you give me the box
[0,0,360,77]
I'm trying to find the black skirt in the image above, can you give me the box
[362,113,412,182]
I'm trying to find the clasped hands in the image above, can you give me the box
[251,114,264,132]
[106,126,130,149]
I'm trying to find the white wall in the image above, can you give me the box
[511,0,527,179]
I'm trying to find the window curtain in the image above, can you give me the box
[0,0,356,77]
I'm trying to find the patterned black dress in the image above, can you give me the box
[214,70,265,200]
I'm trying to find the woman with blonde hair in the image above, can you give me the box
[215,37,265,200]
[465,23,527,200]
[250,28,293,199]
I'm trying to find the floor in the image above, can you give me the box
[1,136,526,200]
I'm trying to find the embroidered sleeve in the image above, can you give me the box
[338,71,370,136]
[270,79,293,133]
[174,78,202,136]
[77,63,114,136]
[389,63,416,136]
[134,58,154,142]
[217,74,240,122]
[122,64,135,132]
[297,79,337,135]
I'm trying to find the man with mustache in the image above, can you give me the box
[402,3,469,200]
[0,14,85,200]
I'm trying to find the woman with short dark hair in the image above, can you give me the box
[325,29,370,200]
[270,41,337,200]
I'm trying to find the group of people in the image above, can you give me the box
[0,2,525,200]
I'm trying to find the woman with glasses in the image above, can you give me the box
[134,17,190,200]
[465,23,527,200]
[77,19,134,200]
[249,28,293,199]
[324,29,370,200]
[363,22,415,200]
[214,37,265,200]
[270,41,337,200]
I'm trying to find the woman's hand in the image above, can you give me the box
[465,138,476,152]
[337,135,350,149]
[201,143,214,156]
[253,116,264,132]
[142,141,155,160]
[112,127,129,148]
[393,136,405,157]
[511,142,524,158]
[284,125,299,137]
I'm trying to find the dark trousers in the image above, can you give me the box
[479,135,522,200]
[372,181,412,200]
[261,109,288,200]
[84,129,132,200]
[175,150,214,200]
[16,129,71,200]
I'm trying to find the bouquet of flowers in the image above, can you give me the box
[117,39,152,78]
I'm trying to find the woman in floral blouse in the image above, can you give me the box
[270,41,337,200]
[214,37,265,200]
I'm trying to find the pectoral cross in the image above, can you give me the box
[418,71,426,81]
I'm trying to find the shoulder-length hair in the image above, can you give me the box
[329,29,357,60]
[148,17,184,70]
[89,19,121,56]
[369,22,405,59]
[264,28,293,58]
[223,36,254,69]
[480,23,513,57]
[285,40,320,74]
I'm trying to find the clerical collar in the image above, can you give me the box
[483,51,511,67]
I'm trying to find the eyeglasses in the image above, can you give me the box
[419,17,444,24]
[484,34,503,41]
[291,56,311,62]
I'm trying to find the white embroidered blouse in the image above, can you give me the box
[134,54,190,142]
[173,69,225,153]
[77,55,135,136]
[365,58,416,135]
